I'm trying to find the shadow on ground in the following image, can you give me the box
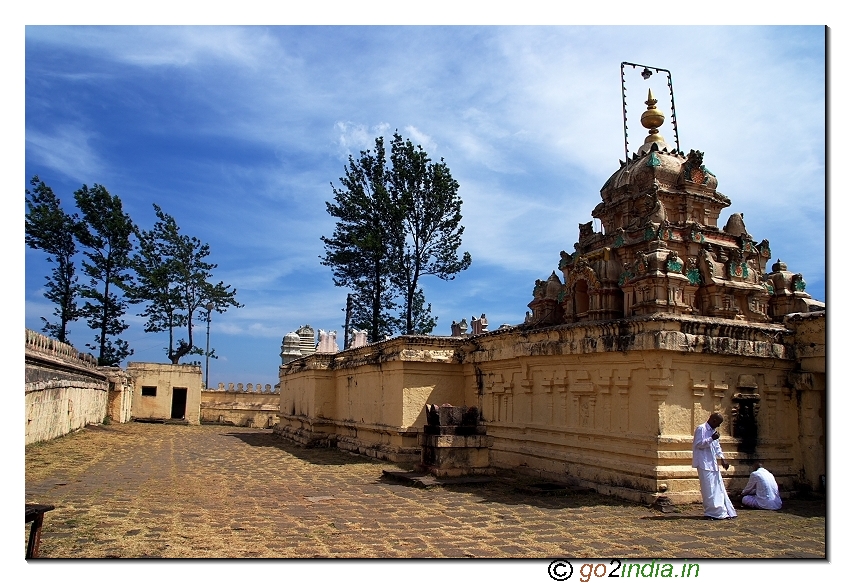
[222,428,827,517]
[222,430,395,467]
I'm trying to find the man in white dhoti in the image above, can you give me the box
[692,412,737,520]
[741,461,782,510]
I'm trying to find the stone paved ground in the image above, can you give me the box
[24,422,825,559]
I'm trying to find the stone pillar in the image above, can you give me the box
[791,371,825,491]
[691,375,708,432]
[615,372,631,433]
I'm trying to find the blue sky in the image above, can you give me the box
[21,26,825,389]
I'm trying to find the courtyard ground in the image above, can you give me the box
[24,422,825,559]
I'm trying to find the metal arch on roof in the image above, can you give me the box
[620,62,680,171]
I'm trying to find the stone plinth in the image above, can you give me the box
[415,405,495,477]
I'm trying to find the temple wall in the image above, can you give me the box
[477,352,800,503]
[277,339,471,462]
[25,330,110,445]
[201,386,280,428]
[25,381,109,445]
[276,314,825,503]
[784,312,826,491]
[127,362,203,425]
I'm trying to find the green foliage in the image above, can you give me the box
[408,287,437,335]
[389,132,471,334]
[321,137,400,343]
[125,204,242,364]
[322,132,471,341]
[25,176,80,343]
[73,184,135,366]
[346,279,402,342]
[27,176,242,366]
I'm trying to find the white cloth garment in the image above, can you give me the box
[692,422,737,519]
[696,467,738,519]
[741,467,782,510]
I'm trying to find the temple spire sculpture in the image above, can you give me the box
[527,68,823,326]
[638,88,668,154]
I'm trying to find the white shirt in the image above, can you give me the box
[742,467,782,510]
[692,421,725,470]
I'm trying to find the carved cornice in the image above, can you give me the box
[281,312,802,375]
[281,336,466,374]
[466,314,792,364]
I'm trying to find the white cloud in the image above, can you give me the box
[403,125,437,152]
[27,26,288,71]
[334,121,391,159]
[25,126,104,184]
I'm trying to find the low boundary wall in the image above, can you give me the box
[201,383,280,428]
[25,330,110,445]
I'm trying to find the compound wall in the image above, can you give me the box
[201,384,280,428]
[25,330,110,445]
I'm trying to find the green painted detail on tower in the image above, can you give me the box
[686,269,702,285]
[647,152,661,167]
[667,259,683,273]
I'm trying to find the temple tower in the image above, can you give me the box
[529,88,823,325]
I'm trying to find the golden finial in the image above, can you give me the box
[640,88,666,146]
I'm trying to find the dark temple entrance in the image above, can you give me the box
[171,387,187,419]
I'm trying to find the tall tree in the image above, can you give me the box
[74,184,135,366]
[25,176,80,343]
[321,137,402,343]
[124,206,185,359]
[389,132,471,334]
[126,204,242,364]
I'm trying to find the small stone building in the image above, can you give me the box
[127,362,203,424]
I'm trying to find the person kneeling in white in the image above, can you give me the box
[692,412,737,519]
[741,461,782,510]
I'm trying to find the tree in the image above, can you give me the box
[322,132,471,339]
[74,184,135,366]
[126,204,242,364]
[321,137,402,343]
[346,279,402,343]
[25,176,80,343]
[408,287,437,334]
[388,132,471,334]
[124,206,185,358]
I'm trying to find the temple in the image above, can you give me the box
[275,80,825,504]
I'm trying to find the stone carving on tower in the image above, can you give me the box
[280,331,303,365]
[528,87,823,325]
[296,325,316,357]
